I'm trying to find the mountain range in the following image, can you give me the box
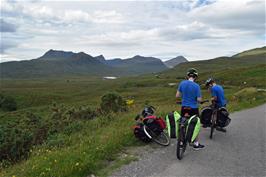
[0,50,187,78]
[1,46,265,79]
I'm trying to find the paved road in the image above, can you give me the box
[111,104,266,177]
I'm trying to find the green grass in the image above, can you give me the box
[0,55,266,177]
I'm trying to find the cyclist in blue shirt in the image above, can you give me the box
[205,78,227,132]
[176,68,205,150]
[205,78,227,108]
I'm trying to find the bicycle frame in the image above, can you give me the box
[176,116,189,160]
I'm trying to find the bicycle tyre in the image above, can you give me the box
[176,126,186,160]
[210,111,216,139]
[143,126,170,146]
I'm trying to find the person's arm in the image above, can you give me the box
[196,85,202,102]
[176,82,182,98]
[211,87,218,106]
[211,96,217,101]
[176,90,181,98]
[197,97,202,102]
[211,87,217,101]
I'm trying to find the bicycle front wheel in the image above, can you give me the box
[176,127,186,160]
[210,111,216,139]
[143,126,170,146]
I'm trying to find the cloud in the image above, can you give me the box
[0,0,264,62]
[92,10,125,24]
[0,19,17,32]
[189,0,265,34]
[0,39,17,53]
[0,0,125,25]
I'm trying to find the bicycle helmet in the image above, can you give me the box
[205,77,215,87]
[186,68,198,78]
[141,106,155,117]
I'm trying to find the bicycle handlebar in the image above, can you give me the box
[200,100,209,104]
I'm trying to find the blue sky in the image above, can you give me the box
[0,0,265,62]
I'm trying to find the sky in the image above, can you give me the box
[0,0,265,62]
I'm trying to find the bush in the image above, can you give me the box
[67,106,97,120]
[100,93,127,113]
[0,94,17,111]
[0,103,98,164]
[0,112,47,163]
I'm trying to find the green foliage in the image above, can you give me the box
[0,102,98,165]
[0,112,46,164]
[100,93,128,113]
[0,94,17,111]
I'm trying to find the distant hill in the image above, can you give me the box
[0,50,119,78]
[38,49,75,60]
[94,55,106,63]
[164,56,188,68]
[232,46,266,58]
[98,55,168,74]
[0,50,168,78]
[163,46,266,78]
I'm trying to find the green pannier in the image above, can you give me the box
[166,111,201,142]
[165,111,180,138]
[186,115,201,143]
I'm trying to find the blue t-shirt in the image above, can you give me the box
[211,85,227,107]
[178,80,201,108]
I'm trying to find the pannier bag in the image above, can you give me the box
[133,123,152,142]
[217,107,231,127]
[143,116,164,134]
[165,111,180,138]
[200,106,213,126]
[155,117,166,130]
[186,115,201,143]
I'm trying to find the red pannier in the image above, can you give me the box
[143,115,166,130]
[133,123,152,142]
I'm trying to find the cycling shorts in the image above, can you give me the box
[181,106,199,117]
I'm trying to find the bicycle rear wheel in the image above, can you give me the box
[143,126,170,146]
[176,127,186,160]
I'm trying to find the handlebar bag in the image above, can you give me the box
[200,106,213,126]
[186,115,201,143]
[165,111,180,138]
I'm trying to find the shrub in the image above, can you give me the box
[0,94,17,111]
[0,112,47,163]
[100,93,127,113]
[67,106,97,120]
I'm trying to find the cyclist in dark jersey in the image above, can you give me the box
[176,68,205,150]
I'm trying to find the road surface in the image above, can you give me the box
[111,104,266,177]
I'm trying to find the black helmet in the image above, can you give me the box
[187,68,198,78]
[141,106,155,117]
[205,77,215,87]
